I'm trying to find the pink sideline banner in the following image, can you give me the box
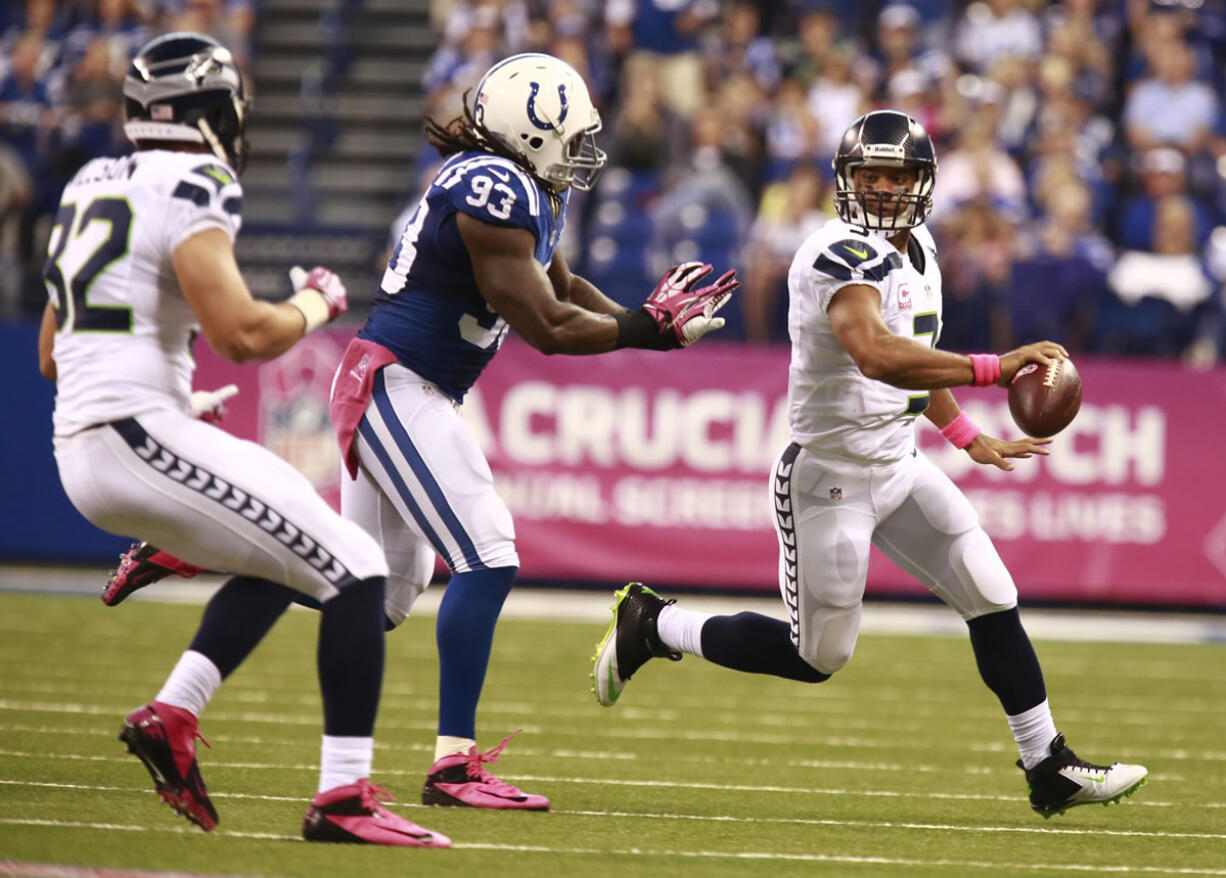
[195,335,1226,608]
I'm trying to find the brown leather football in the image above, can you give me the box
[1007,357,1082,438]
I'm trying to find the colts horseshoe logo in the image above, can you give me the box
[526,81,568,131]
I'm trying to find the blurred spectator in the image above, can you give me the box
[932,201,1014,350]
[1096,194,1217,356]
[651,111,754,288]
[953,0,1042,74]
[423,2,501,117]
[0,32,58,183]
[604,54,681,177]
[740,163,829,342]
[0,144,32,318]
[1116,147,1215,251]
[1009,178,1113,351]
[59,37,127,164]
[762,76,819,184]
[61,0,149,74]
[1122,38,1218,157]
[930,115,1027,221]
[605,0,718,118]
[868,3,954,104]
[703,1,780,94]
[805,42,867,161]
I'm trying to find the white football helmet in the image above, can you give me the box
[473,53,607,192]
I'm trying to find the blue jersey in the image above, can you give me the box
[361,151,568,401]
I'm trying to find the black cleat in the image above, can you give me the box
[591,583,681,706]
[1019,733,1148,818]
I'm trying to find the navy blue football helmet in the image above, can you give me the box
[833,110,937,231]
[123,32,249,173]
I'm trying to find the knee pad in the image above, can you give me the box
[796,602,862,675]
[948,528,1018,619]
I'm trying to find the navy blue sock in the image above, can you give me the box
[701,612,829,683]
[188,576,295,679]
[318,577,386,737]
[966,607,1047,715]
[435,566,517,739]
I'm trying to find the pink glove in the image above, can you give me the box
[642,262,739,347]
[288,265,348,331]
[189,384,239,423]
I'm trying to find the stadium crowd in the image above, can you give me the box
[4,0,1226,363]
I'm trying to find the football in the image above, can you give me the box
[1007,357,1082,438]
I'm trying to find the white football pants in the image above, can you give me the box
[772,442,1018,676]
[54,409,387,603]
[340,363,518,627]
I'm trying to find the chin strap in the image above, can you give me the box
[195,116,229,166]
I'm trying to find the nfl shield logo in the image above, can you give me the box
[829,487,843,502]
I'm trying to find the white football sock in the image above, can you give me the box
[1009,699,1060,770]
[656,604,712,657]
[153,650,221,718]
[318,735,373,793]
[434,735,476,762]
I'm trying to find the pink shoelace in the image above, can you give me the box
[355,778,395,812]
[462,731,524,794]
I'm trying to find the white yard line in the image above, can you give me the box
[2,772,1222,814]
[1,820,1225,875]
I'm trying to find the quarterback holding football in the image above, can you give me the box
[594,110,1147,819]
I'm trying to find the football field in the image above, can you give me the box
[1,585,1224,878]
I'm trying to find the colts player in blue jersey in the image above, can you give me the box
[103,52,738,811]
[332,52,737,810]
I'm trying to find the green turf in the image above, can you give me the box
[1,592,1223,877]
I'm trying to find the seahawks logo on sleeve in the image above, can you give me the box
[812,238,903,283]
[171,162,243,218]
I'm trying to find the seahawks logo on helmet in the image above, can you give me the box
[832,110,937,231]
[123,32,249,174]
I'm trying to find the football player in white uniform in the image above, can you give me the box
[593,111,1148,818]
[38,33,449,847]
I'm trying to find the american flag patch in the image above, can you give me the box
[152,104,173,120]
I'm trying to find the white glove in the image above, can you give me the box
[189,384,239,423]
[288,265,348,333]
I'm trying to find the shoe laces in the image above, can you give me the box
[1051,736,1110,774]
[355,778,394,812]
[462,731,523,794]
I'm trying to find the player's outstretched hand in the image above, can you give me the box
[189,384,239,423]
[997,340,1068,386]
[288,265,348,332]
[965,434,1052,471]
[642,262,739,347]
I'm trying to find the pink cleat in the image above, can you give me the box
[302,780,451,847]
[421,732,549,810]
[119,701,218,830]
[103,541,205,606]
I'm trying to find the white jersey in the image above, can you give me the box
[46,149,242,436]
[786,217,943,464]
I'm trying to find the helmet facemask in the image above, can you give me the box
[834,161,935,231]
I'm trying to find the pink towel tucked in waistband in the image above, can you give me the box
[330,337,399,479]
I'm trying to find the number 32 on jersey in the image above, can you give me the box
[44,197,134,333]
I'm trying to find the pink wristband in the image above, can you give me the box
[968,354,1001,387]
[940,411,982,449]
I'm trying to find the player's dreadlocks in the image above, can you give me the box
[423,90,562,212]
[424,91,528,170]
